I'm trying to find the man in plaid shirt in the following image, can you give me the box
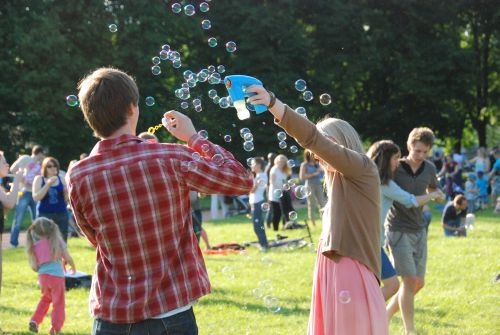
[67,68,253,334]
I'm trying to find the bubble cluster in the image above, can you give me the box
[66,95,78,107]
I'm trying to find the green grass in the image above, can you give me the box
[1,206,499,334]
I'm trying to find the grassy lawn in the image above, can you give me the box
[1,206,498,334]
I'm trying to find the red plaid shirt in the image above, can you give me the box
[67,134,252,323]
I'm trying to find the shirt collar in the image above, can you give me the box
[90,134,146,155]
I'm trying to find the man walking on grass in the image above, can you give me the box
[385,127,445,335]
[67,68,252,334]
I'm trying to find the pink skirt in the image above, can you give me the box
[308,249,388,335]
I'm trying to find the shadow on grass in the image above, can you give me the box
[199,296,309,316]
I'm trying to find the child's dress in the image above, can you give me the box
[30,238,66,334]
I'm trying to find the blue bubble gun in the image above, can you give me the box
[224,75,268,120]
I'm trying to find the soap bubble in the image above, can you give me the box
[289,211,298,221]
[240,128,251,138]
[208,37,217,47]
[277,131,287,141]
[282,183,291,191]
[257,179,267,188]
[212,96,220,104]
[208,89,218,99]
[159,50,169,60]
[221,266,235,281]
[294,185,311,199]
[201,19,211,30]
[246,158,255,167]
[278,141,287,149]
[145,96,155,106]
[295,79,307,92]
[201,144,210,153]
[182,83,189,89]
[226,41,237,53]
[184,4,195,16]
[273,189,283,199]
[152,56,161,65]
[183,70,193,80]
[212,154,224,166]
[217,65,225,73]
[172,60,182,68]
[66,95,78,107]
[198,130,209,140]
[261,202,270,212]
[207,65,216,73]
[187,161,197,171]
[319,93,331,106]
[169,51,180,60]
[180,101,189,109]
[171,3,181,13]
[161,44,170,52]
[192,98,201,106]
[303,91,313,101]
[252,288,265,299]
[243,133,254,142]
[192,152,201,161]
[108,24,118,33]
[263,296,281,313]
[295,106,306,116]
[175,89,183,99]
[208,73,221,84]
[195,105,202,113]
[243,141,254,152]
[287,159,295,168]
[339,290,351,304]
[290,145,298,154]
[199,2,210,12]
[151,65,161,76]
[224,135,232,142]
[219,97,229,109]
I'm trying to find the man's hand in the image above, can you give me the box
[162,110,197,142]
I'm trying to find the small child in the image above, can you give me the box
[442,194,468,237]
[464,173,479,213]
[26,217,76,335]
[476,171,489,209]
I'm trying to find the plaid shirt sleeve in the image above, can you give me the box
[66,173,97,247]
[183,134,253,195]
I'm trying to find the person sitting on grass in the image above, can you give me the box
[442,194,468,237]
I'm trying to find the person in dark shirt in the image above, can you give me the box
[442,194,468,237]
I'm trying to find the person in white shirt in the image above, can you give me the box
[249,157,268,250]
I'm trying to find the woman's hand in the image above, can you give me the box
[162,110,197,142]
[46,176,58,186]
[246,85,285,121]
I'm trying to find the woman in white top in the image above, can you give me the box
[269,154,294,231]
[249,157,268,249]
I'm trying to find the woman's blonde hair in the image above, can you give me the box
[26,217,63,271]
[275,154,291,176]
[315,118,365,188]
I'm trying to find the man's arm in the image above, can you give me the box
[66,177,97,247]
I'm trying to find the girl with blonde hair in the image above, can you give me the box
[247,86,388,334]
[26,217,75,334]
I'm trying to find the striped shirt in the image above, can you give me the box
[67,134,252,323]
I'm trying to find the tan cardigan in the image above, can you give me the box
[276,105,381,280]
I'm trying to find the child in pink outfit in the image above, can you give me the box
[26,217,76,334]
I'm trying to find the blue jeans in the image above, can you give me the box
[10,191,37,246]
[39,211,69,242]
[444,219,466,237]
[92,308,198,335]
[251,201,268,248]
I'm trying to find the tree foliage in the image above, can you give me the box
[0,0,498,166]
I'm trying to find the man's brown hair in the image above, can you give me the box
[78,68,139,138]
[32,145,44,156]
[453,194,467,206]
[407,127,435,148]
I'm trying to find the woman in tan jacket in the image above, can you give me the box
[247,86,388,335]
